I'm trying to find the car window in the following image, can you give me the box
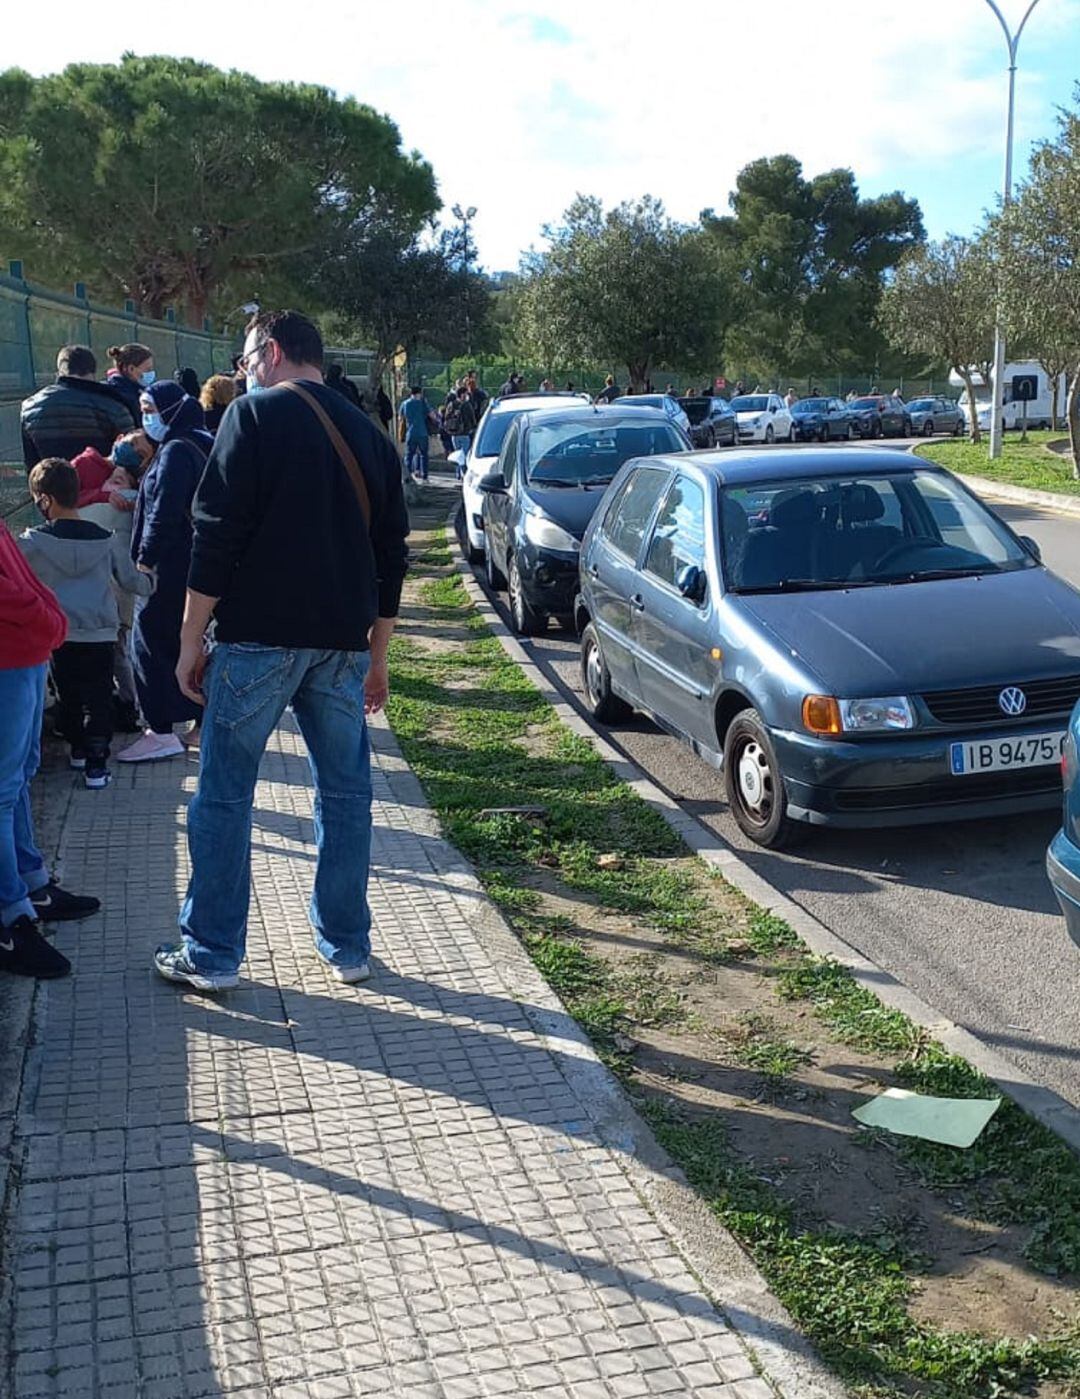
[601,467,670,561]
[643,476,707,592]
[476,410,517,457]
[526,419,684,485]
[501,422,519,484]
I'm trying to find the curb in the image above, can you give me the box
[443,500,1080,1160]
[907,444,1080,517]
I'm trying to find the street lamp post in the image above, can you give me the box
[983,0,1042,460]
[451,204,478,358]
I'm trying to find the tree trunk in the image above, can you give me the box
[1066,364,1080,481]
[628,363,648,392]
[959,369,982,444]
[1051,374,1060,433]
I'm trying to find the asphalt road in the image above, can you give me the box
[470,438,1080,1109]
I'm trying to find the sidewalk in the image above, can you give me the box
[2,709,815,1397]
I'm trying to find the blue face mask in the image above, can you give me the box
[112,440,143,470]
[245,373,264,396]
[143,412,168,442]
[139,369,156,388]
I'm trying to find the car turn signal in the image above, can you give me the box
[802,695,842,735]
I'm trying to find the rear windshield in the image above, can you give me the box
[793,398,829,412]
[906,399,934,410]
[680,400,710,424]
[526,420,685,485]
[850,397,883,409]
[730,396,769,412]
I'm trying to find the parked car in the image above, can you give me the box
[453,391,589,563]
[576,446,1078,848]
[612,394,691,435]
[789,397,852,442]
[480,405,689,636]
[729,393,794,444]
[678,396,738,448]
[1048,707,1080,950]
[905,396,964,438]
[848,395,910,439]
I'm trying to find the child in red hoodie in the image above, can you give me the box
[0,521,101,978]
[71,430,153,509]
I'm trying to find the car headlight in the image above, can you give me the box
[523,511,580,552]
[752,416,763,427]
[802,695,915,735]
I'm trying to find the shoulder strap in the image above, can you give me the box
[279,381,372,528]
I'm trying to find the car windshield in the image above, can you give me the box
[793,399,829,413]
[526,419,685,485]
[730,395,769,412]
[906,399,934,411]
[850,397,883,409]
[720,471,1035,593]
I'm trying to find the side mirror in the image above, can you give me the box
[1019,534,1042,563]
[675,563,707,605]
[447,450,465,468]
[478,471,507,495]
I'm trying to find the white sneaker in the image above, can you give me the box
[325,959,371,985]
[116,731,185,763]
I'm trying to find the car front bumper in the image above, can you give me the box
[1047,831,1080,948]
[517,542,580,615]
[771,723,1064,828]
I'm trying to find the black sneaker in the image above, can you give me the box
[0,917,71,979]
[84,768,112,791]
[29,882,100,922]
[69,751,86,771]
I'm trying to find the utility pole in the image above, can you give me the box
[983,0,1042,460]
[452,204,478,359]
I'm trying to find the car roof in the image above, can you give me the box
[517,403,676,428]
[629,446,945,487]
[489,392,588,414]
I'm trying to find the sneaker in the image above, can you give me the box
[154,944,239,992]
[0,917,71,979]
[69,752,86,771]
[321,957,371,985]
[116,731,185,763]
[84,768,112,790]
[30,882,100,923]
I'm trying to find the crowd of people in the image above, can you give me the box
[3,322,407,983]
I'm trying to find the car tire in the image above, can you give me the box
[580,623,632,723]
[871,419,882,439]
[485,544,506,592]
[788,422,797,443]
[922,420,934,437]
[508,554,546,636]
[818,424,829,443]
[723,708,802,850]
[765,425,775,444]
[901,419,911,438]
[954,418,964,437]
[706,428,716,449]
[845,423,853,440]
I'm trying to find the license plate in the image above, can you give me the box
[949,730,1065,775]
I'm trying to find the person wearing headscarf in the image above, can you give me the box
[175,367,202,400]
[118,381,212,763]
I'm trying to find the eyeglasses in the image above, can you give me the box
[238,338,269,373]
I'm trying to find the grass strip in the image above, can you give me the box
[387,528,1080,1398]
[916,431,1079,495]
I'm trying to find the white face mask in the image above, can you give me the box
[245,373,265,396]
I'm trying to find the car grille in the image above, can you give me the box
[921,675,1080,725]
[832,766,1061,812]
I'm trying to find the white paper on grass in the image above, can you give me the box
[851,1088,1001,1149]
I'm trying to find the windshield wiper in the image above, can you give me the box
[733,578,864,594]
[880,567,995,585]
[529,477,580,488]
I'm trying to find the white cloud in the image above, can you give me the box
[6,0,1079,268]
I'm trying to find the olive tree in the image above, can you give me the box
[993,98,1080,469]
[880,237,995,442]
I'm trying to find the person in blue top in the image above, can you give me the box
[399,386,432,482]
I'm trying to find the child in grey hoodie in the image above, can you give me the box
[20,458,154,789]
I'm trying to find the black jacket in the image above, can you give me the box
[22,377,136,471]
[104,371,143,422]
[189,380,409,651]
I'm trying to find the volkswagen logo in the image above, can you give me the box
[998,686,1027,717]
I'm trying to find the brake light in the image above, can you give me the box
[802,695,842,735]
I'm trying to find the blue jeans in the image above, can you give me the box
[405,438,429,479]
[179,644,373,976]
[0,664,50,927]
[451,436,471,479]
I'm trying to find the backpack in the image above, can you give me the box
[444,400,465,434]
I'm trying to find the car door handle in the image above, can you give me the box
[630,593,645,613]
[587,563,599,579]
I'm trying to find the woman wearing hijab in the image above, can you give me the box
[117,380,212,763]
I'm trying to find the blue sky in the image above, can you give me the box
[5,0,1079,270]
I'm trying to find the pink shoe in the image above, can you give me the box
[116,731,185,763]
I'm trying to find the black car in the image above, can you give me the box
[678,396,737,448]
[790,397,852,442]
[848,395,911,439]
[479,405,689,635]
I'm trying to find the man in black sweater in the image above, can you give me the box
[154,310,409,992]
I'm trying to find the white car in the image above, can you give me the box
[454,391,589,562]
[730,392,795,444]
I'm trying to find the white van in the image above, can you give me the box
[949,361,1065,432]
